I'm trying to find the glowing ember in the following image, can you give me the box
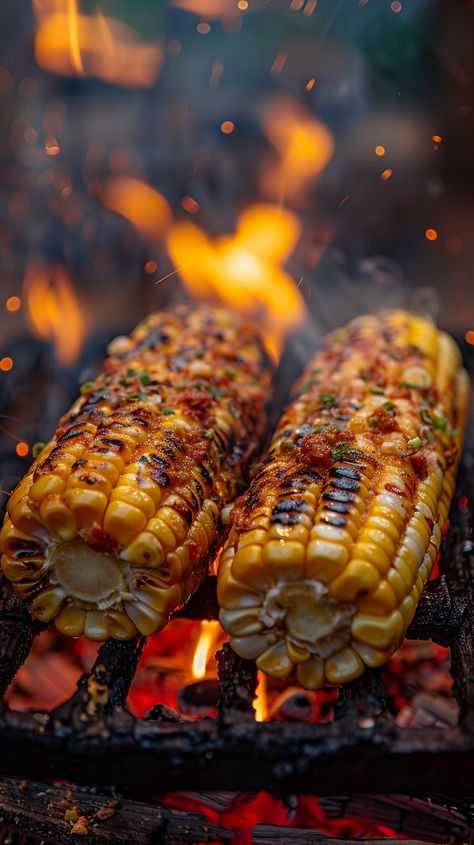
[33,1,163,88]
[261,98,334,202]
[166,203,306,360]
[381,168,393,180]
[197,22,211,34]
[220,120,235,134]
[0,357,13,372]
[465,330,474,345]
[23,264,86,366]
[181,195,200,214]
[425,228,438,241]
[15,441,29,458]
[305,77,315,91]
[100,177,172,243]
[254,671,268,722]
[375,145,386,156]
[6,296,21,312]
[192,621,222,680]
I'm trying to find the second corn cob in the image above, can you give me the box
[1,304,272,640]
[218,310,468,687]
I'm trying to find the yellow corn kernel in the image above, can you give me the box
[110,485,155,520]
[296,656,324,689]
[29,475,66,501]
[330,560,380,601]
[156,506,188,545]
[351,540,392,574]
[351,640,395,668]
[106,610,137,640]
[256,641,293,679]
[286,641,311,664]
[39,498,77,541]
[351,610,404,650]
[325,647,364,685]
[229,633,274,660]
[262,540,306,581]
[103,501,147,546]
[84,610,110,640]
[147,517,177,552]
[306,539,348,583]
[54,606,86,636]
[29,587,65,622]
[122,531,165,568]
[217,559,262,608]
[219,607,264,637]
[357,579,397,616]
[124,600,164,636]
[233,544,273,591]
[64,488,108,529]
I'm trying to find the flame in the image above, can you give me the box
[261,99,334,203]
[170,0,243,16]
[254,671,268,722]
[167,203,306,360]
[100,177,172,243]
[23,264,86,366]
[192,620,222,680]
[33,1,163,88]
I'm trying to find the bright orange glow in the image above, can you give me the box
[425,228,438,241]
[220,120,235,134]
[391,1,402,11]
[0,357,13,372]
[100,177,172,243]
[16,442,29,458]
[375,145,385,156]
[254,671,268,722]
[33,2,163,88]
[23,264,86,366]
[171,0,238,16]
[465,330,474,345]
[181,195,200,214]
[197,22,211,33]
[144,260,158,274]
[192,621,221,679]
[6,296,21,312]
[167,203,306,360]
[261,98,334,202]
[237,0,248,9]
[45,137,61,155]
[432,134,442,143]
[305,78,315,91]
[381,168,393,180]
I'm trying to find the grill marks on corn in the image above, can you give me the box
[1,305,272,640]
[218,310,468,688]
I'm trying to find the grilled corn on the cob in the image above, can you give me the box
[218,311,468,687]
[1,305,272,640]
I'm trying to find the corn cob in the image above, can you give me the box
[1,304,272,640]
[218,311,468,688]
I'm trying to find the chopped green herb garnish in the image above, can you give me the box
[401,436,423,456]
[368,417,379,428]
[126,368,137,377]
[194,349,204,359]
[32,442,45,459]
[209,385,224,399]
[138,370,151,385]
[383,401,395,411]
[359,373,369,381]
[129,393,147,400]
[331,442,351,461]
[224,368,236,380]
[80,381,95,395]
[320,393,335,407]
[162,407,175,415]
[409,344,424,356]
[370,387,384,395]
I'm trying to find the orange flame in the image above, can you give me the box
[33,0,163,88]
[23,264,86,366]
[254,671,268,722]
[170,0,244,16]
[192,621,222,680]
[261,98,334,203]
[100,177,172,243]
[167,204,306,361]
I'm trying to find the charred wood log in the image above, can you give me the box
[216,642,258,720]
[0,777,232,844]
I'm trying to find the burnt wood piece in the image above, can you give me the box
[0,705,473,795]
[0,588,46,699]
[0,777,232,844]
[334,668,386,720]
[216,642,258,719]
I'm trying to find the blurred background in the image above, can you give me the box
[0,0,473,501]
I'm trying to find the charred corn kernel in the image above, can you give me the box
[0,305,272,640]
[54,606,86,636]
[218,310,468,688]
